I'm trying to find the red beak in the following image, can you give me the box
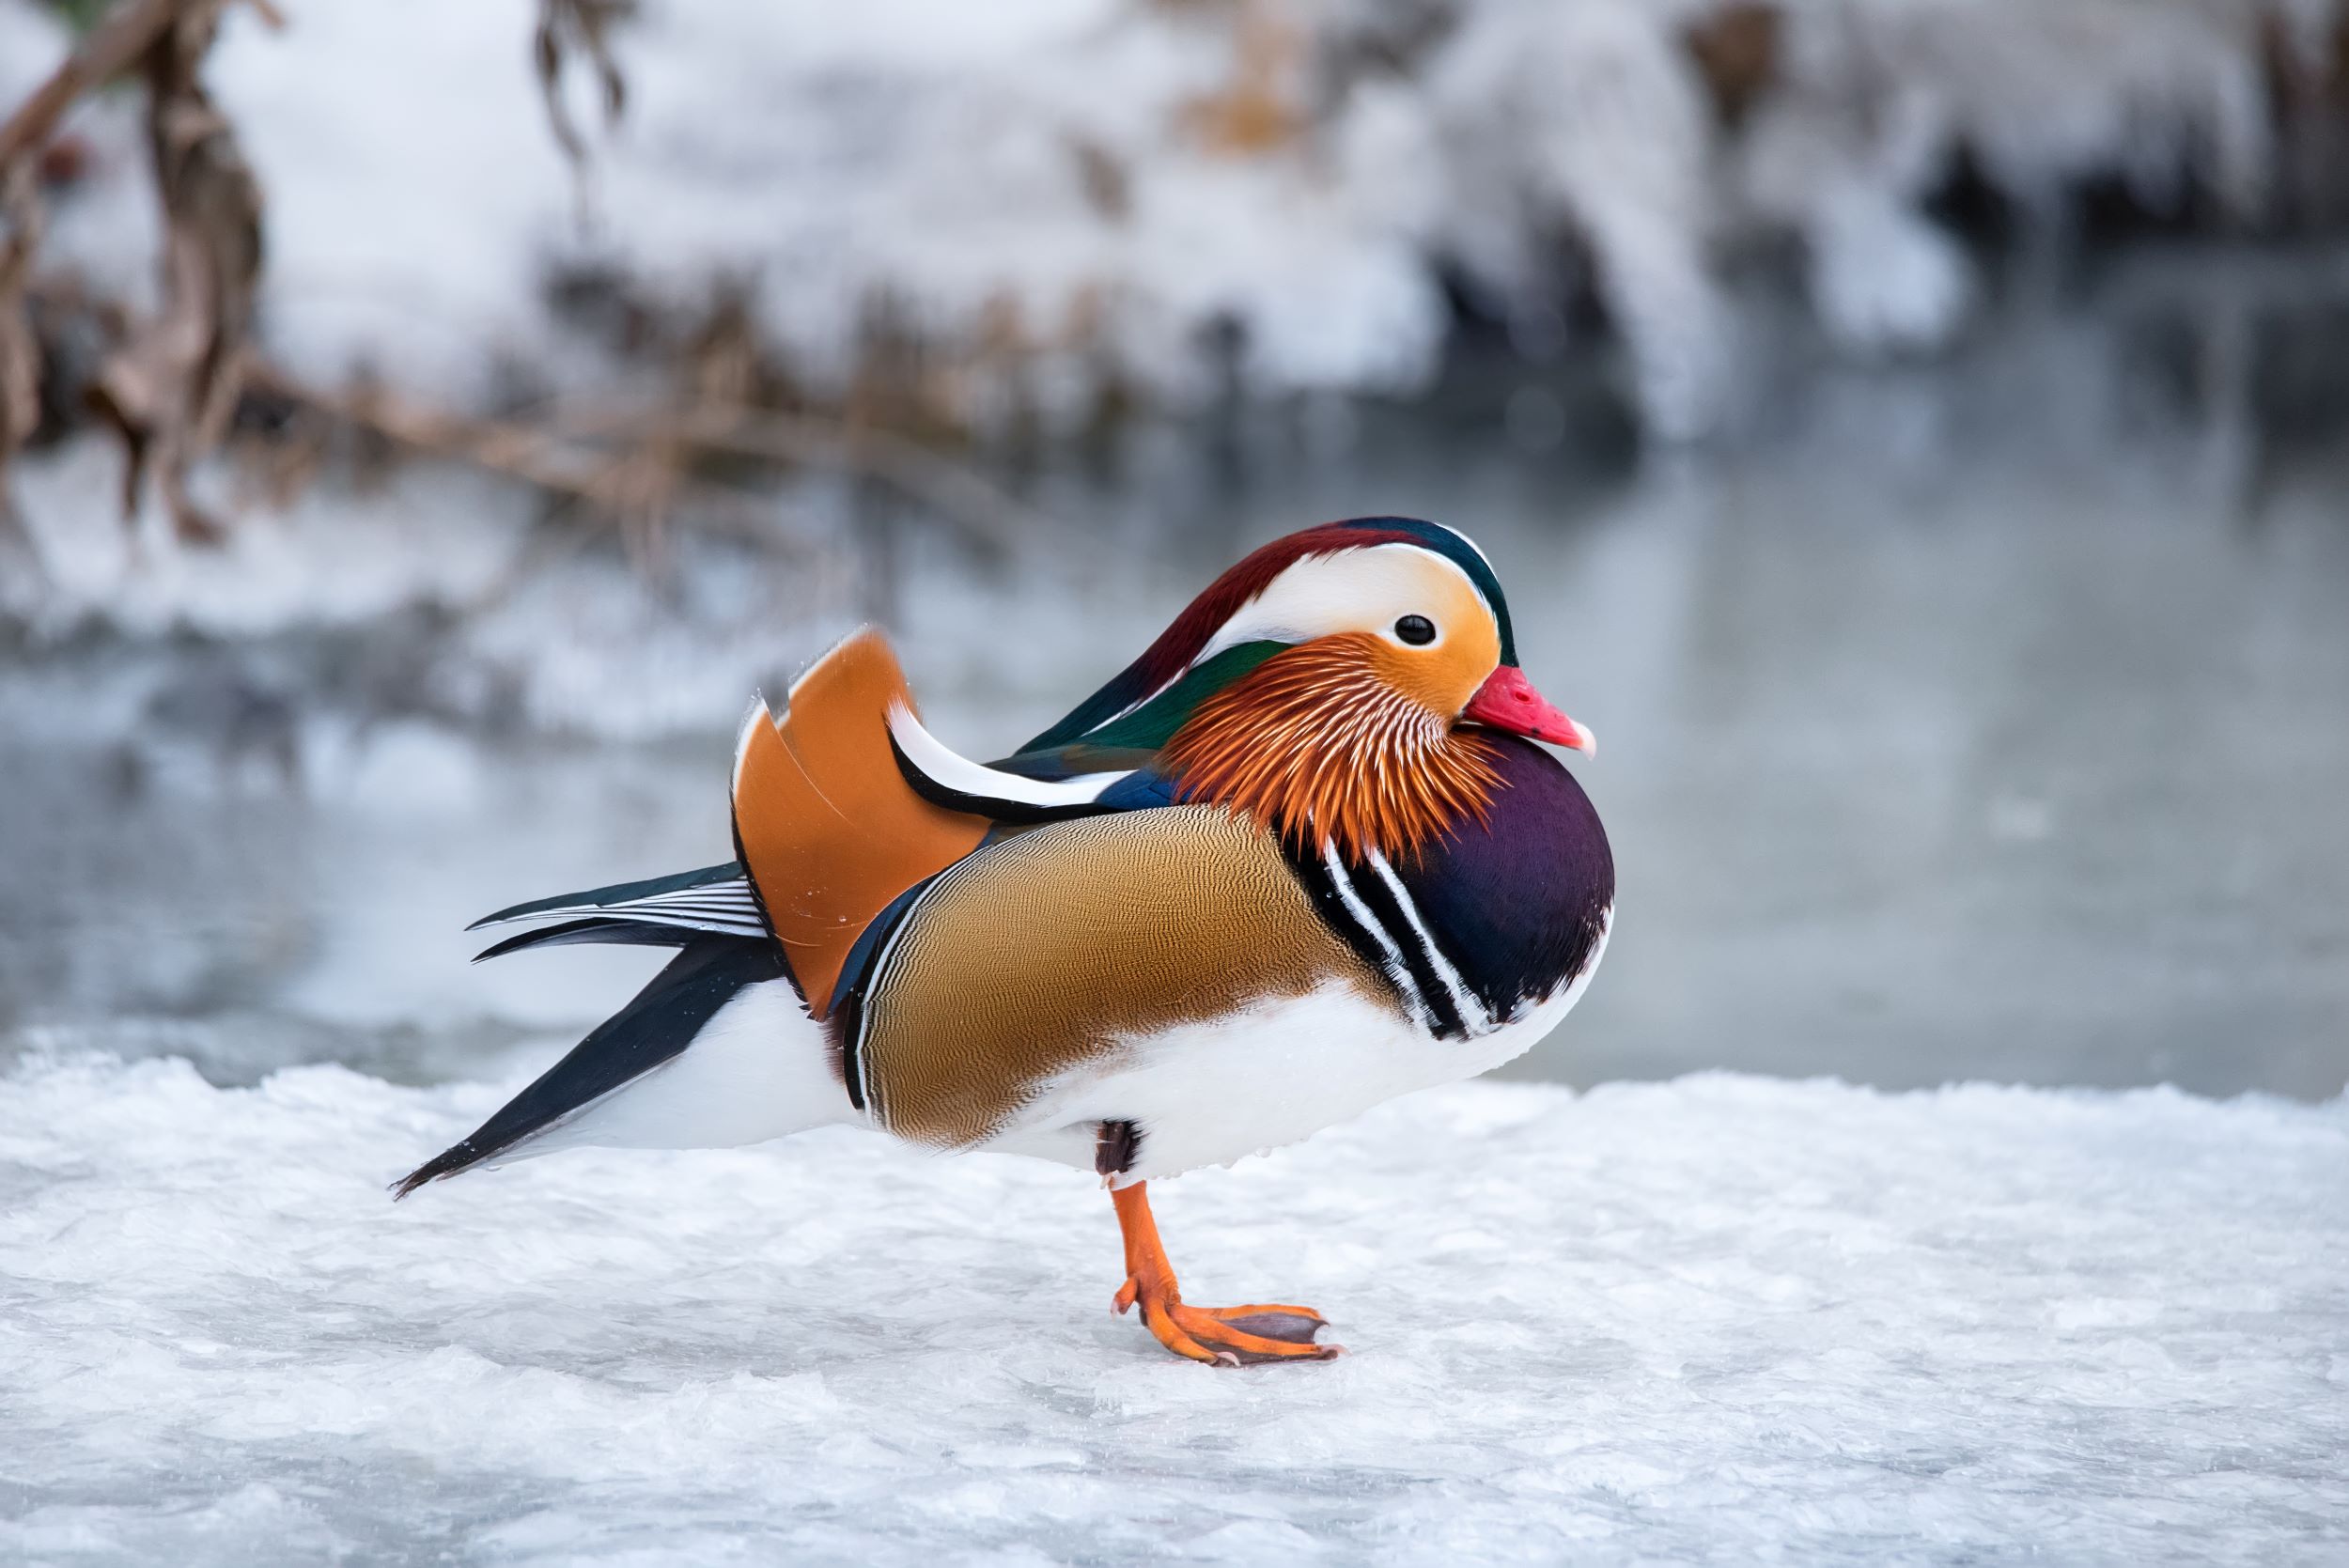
[1462,665,1595,753]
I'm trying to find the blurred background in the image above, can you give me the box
[2,0,2343,1102]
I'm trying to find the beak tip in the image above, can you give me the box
[1464,666,1597,758]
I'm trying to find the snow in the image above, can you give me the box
[1733,0,2286,354]
[200,0,2349,425]
[9,0,2342,658]
[0,429,880,736]
[22,0,2335,443]
[2,442,536,638]
[4,1050,2342,1564]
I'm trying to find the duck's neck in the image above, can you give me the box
[1161,637,1501,863]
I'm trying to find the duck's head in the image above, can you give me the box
[1036,517,1591,860]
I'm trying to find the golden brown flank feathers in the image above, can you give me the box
[732,629,989,1018]
[1162,633,1503,863]
[856,807,1386,1148]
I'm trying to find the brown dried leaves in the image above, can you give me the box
[0,159,42,478]
[82,0,264,543]
[0,0,271,542]
[536,0,630,174]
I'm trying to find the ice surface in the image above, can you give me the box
[3,1052,2342,1564]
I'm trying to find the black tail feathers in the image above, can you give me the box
[394,935,784,1198]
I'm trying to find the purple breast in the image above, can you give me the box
[1395,736,1613,1022]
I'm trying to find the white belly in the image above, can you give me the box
[981,909,1610,1182]
[507,978,853,1162]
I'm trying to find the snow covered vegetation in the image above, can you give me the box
[2,0,2344,688]
[6,0,2347,686]
[3,1051,2342,1563]
[8,0,2347,451]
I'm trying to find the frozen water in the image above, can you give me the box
[3,1051,2342,1564]
[6,260,2349,1097]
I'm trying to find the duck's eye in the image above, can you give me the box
[1394,614,1437,646]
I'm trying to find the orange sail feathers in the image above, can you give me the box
[730,629,989,1017]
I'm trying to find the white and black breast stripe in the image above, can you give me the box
[1363,848,1495,1035]
[1334,851,1475,1040]
[1287,841,1498,1041]
[1315,842,1436,1032]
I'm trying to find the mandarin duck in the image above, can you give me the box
[397,517,1613,1365]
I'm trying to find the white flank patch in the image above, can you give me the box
[978,965,1581,1184]
[508,978,853,1160]
[979,984,1431,1181]
[986,905,1614,1183]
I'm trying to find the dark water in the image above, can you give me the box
[5,247,2346,1098]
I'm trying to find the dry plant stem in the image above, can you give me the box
[84,0,267,542]
[0,0,193,478]
[651,405,1035,554]
[242,365,820,560]
[536,0,630,173]
[0,0,279,168]
[0,0,282,537]
[0,0,182,168]
[4,0,1038,557]
[0,162,42,472]
[248,364,1047,559]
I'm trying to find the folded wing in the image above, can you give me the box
[732,628,992,1018]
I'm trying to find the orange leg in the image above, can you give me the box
[1109,1181,1343,1366]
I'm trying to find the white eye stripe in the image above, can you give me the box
[1194,544,1490,666]
[1086,539,1495,738]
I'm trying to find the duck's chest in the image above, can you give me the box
[983,737,1614,1180]
[1288,735,1614,1043]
